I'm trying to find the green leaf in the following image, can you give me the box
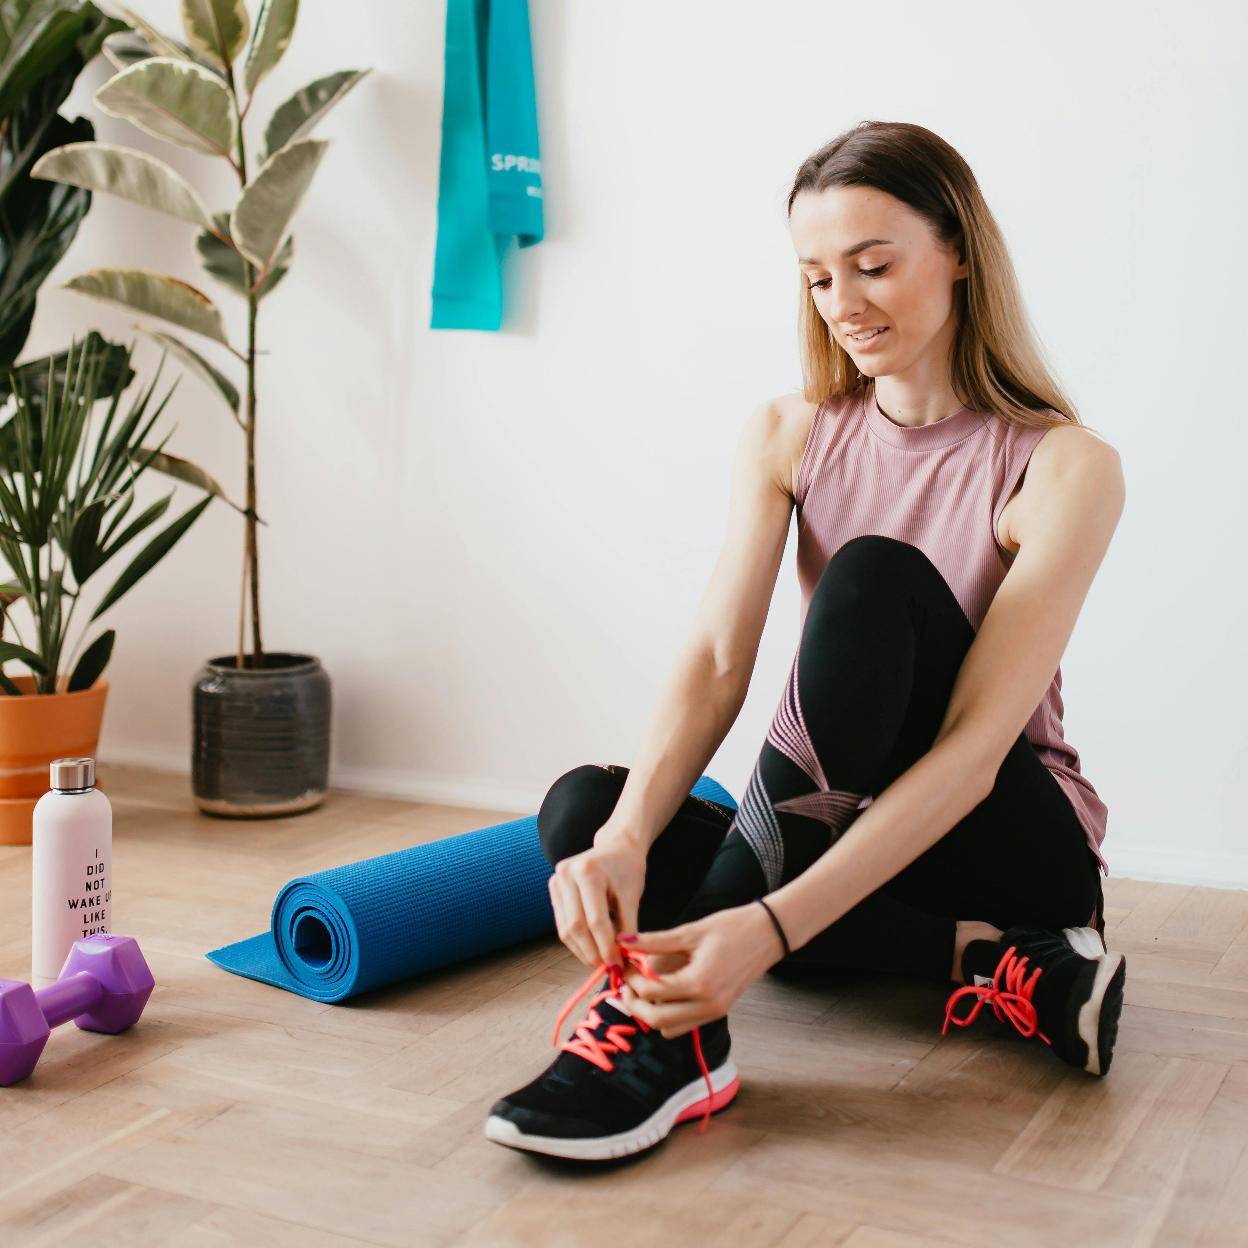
[90,492,213,620]
[261,68,368,161]
[244,0,298,94]
[0,639,48,673]
[196,209,292,299]
[101,30,156,72]
[94,57,237,159]
[0,0,93,121]
[114,5,198,64]
[97,490,173,567]
[180,0,249,69]
[0,2,123,368]
[68,628,115,691]
[0,47,73,208]
[0,331,133,437]
[128,446,245,515]
[6,336,104,551]
[0,111,93,378]
[73,9,127,66]
[0,671,21,695]
[231,136,326,272]
[68,494,112,583]
[64,267,231,346]
[30,140,218,231]
[133,323,239,416]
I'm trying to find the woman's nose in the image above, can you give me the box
[825,289,865,325]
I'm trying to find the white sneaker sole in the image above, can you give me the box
[484,1055,740,1161]
[1062,925,1125,1075]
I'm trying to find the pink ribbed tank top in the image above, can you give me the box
[794,382,1109,875]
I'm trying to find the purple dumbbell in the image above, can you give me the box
[0,934,155,1086]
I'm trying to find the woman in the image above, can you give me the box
[485,120,1127,1162]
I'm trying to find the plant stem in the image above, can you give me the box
[32,540,48,693]
[237,535,246,668]
[58,574,83,691]
[246,282,260,660]
[228,63,264,669]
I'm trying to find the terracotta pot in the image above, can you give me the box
[0,675,110,846]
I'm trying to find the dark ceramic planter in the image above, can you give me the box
[191,652,331,818]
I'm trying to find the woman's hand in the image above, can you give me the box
[548,834,649,971]
[617,903,787,1039]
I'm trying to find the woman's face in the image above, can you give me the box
[789,185,967,379]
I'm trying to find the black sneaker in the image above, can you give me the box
[484,952,739,1160]
[942,925,1126,1076]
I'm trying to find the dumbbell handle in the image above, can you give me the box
[37,970,105,1029]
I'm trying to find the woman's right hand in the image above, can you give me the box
[548,833,648,972]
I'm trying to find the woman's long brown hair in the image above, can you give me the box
[789,121,1091,433]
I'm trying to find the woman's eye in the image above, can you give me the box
[807,265,889,291]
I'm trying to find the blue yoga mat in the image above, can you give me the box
[205,775,738,1003]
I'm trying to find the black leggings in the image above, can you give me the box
[538,535,1104,984]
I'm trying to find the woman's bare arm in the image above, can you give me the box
[595,397,802,851]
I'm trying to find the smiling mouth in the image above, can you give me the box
[846,327,889,345]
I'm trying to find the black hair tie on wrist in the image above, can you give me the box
[757,898,791,958]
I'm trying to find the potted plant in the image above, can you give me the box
[1,0,137,464]
[0,337,225,843]
[0,0,127,391]
[30,1,370,817]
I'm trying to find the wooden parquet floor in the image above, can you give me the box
[1,763,1245,1247]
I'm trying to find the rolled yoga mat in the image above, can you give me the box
[205,774,738,1003]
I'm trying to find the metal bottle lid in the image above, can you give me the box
[50,757,95,792]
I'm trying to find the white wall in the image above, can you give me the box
[22,2,1247,888]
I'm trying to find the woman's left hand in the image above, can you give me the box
[617,902,787,1039]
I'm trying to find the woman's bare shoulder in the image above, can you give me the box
[766,390,822,502]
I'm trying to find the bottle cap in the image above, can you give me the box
[50,757,95,792]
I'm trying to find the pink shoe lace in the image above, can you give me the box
[549,946,717,1134]
[942,943,1053,1046]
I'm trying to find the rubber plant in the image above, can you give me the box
[0,335,228,694]
[0,0,134,466]
[28,0,369,670]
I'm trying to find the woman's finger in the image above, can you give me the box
[577,874,620,968]
[622,926,687,954]
[614,893,640,943]
[626,963,697,1002]
[549,870,597,968]
[630,993,713,1039]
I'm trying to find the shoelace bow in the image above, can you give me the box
[550,946,717,1134]
[942,943,1053,1046]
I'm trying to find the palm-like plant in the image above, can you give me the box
[29,0,368,670]
[0,335,225,694]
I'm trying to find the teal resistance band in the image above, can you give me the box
[431,0,543,331]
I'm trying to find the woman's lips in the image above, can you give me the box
[847,326,890,349]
